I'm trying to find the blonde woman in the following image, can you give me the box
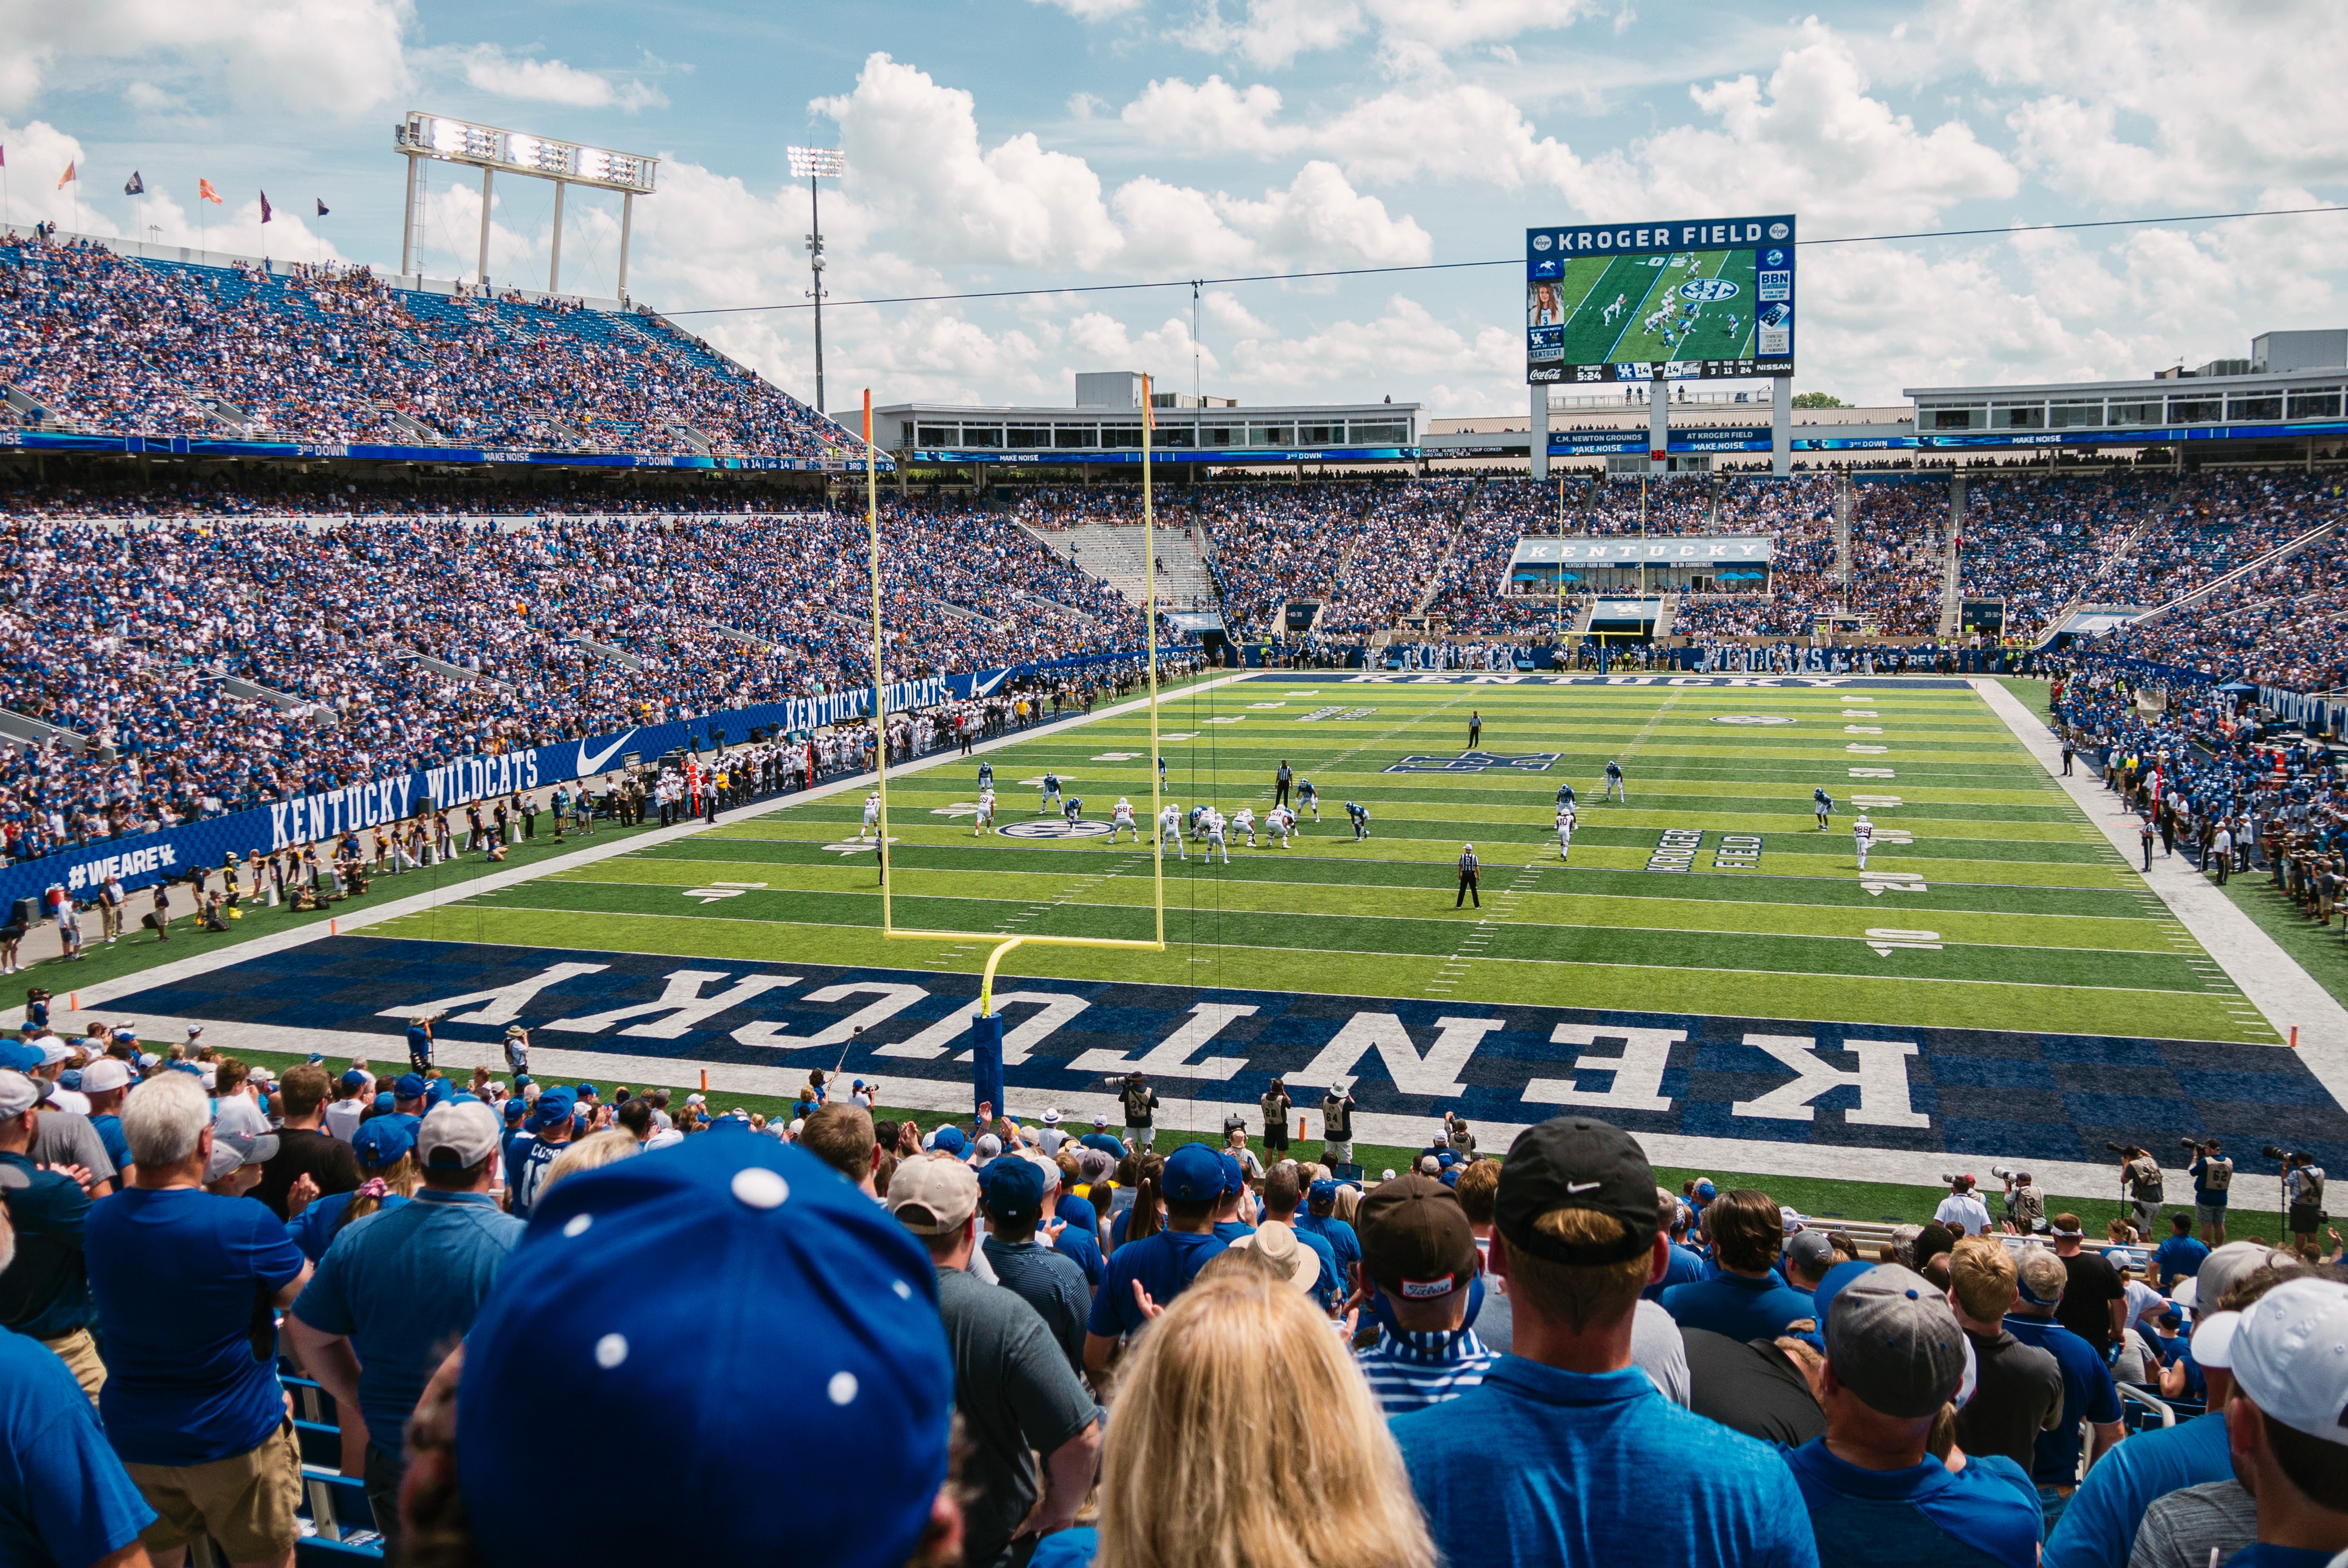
[539,1127,642,1193]
[1040,1264,1434,1568]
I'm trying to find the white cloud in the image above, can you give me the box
[1630,20,2017,229]
[1360,0,1604,54]
[1122,75,1299,156]
[1211,160,1432,264]
[814,53,1126,270]
[1176,0,1366,70]
[1030,0,1144,16]
[1930,2,2348,207]
[0,0,415,118]
[1220,293,1516,399]
[456,45,667,112]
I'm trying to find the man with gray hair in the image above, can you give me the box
[2006,1246,2125,1524]
[1786,1263,2044,1564]
[85,1070,314,1568]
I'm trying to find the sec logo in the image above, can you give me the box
[1711,715,1795,725]
[1679,278,1740,302]
[999,820,1114,839]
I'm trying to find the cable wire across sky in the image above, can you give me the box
[666,202,2348,318]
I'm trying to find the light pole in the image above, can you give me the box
[788,146,845,413]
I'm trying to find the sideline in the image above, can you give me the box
[1973,676,2348,1115]
[23,671,1254,1022]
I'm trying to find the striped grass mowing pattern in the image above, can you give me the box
[373,675,2274,1045]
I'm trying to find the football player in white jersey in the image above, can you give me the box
[973,787,996,837]
[1556,800,1577,862]
[1038,772,1063,814]
[1853,813,1874,870]
[1157,802,1186,860]
[1205,808,1231,865]
[1110,796,1138,843]
[1266,804,1296,848]
[861,791,880,841]
[1232,804,1257,848]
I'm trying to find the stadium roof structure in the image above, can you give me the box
[1904,362,2348,456]
[869,392,1421,470]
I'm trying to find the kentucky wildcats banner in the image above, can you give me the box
[4,648,1154,911]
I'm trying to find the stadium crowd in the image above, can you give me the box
[0,493,1197,866]
[1,236,845,460]
[2,1033,2343,1568]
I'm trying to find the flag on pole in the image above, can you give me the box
[198,178,222,205]
[316,198,329,216]
[259,190,272,223]
[0,146,8,167]
[124,170,144,196]
[56,161,75,188]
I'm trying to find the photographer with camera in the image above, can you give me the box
[2269,1145,2326,1252]
[2183,1136,2233,1245]
[2110,1144,2163,1236]
[1994,1166,2046,1235]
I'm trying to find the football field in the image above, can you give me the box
[106,672,2348,1194]
[1546,248,1758,368]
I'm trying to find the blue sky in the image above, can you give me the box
[5,0,2345,416]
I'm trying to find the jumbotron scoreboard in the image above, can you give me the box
[1525,214,1796,383]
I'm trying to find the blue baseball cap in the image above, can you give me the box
[0,1040,42,1073]
[457,1137,952,1568]
[929,1125,968,1157]
[1218,1151,1246,1199]
[1805,1259,1877,1349]
[352,1118,416,1168]
[1163,1143,1224,1205]
[340,1068,371,1090]
[529,1088,578,1131]
[1309,1177,1339,1205]
[977,1153,1047,1220]
[577,1082,598,1097]
[424,1077,456,1107]
[373,1091,395,1110]
[394,1073,428,1099]
[504,1098,528,1123]
[1694,1179,1717,1200]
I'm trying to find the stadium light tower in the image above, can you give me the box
[393,112,658,297]
[788,146,845,412]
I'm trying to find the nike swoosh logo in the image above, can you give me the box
[575,729,637,777]
[1566,1180,1602,1194]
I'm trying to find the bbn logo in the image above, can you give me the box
[998,820,1114,839]
[1385,752,1561,774]
[1679,279,1739,302]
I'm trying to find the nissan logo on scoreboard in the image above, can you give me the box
[1525,213,1795,386]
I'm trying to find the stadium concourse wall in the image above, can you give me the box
[3,648,1157,911]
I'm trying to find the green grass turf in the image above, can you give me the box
[368,675,2274,1045]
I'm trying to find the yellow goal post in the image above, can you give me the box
[858,380,1168,1022]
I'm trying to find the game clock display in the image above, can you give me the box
[1525,214,1795,383]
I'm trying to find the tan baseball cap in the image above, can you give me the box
[885,1155,979,1235]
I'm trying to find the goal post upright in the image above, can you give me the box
[867,381,1167,1038]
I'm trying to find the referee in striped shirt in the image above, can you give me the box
[1455,843,1480,908]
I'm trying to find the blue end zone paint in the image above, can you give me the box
[107,935,2348,1179]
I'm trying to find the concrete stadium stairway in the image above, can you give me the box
[1019,521,1221,612]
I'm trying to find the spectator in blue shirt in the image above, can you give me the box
[1786,1262,2043,1567]
[1084,1143,1228,1379]
[1645,1188,1708,1300]
[404,1015,434,1070]
[83,1070,312,1567]
[79,1056,135,1184]
[976,1153,1091,1378]
[2006,1249,2126,1513]
[2041,1256,2307,1568]
[1660,1187,1818,1342]
[1296,1176,1362,1285]
[0,1068,102,1401]
[1390,1116,1819,1568]
[0,1205,158,1568]
[2152,1213,2211,1290]
[286,1100,524,1562]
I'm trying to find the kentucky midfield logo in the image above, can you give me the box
[1384,751,1560,774]
[999,819,1114,839]
[102,937,2348,1176]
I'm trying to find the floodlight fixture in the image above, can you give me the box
[787,149,847,410]
[393,110,658,295]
